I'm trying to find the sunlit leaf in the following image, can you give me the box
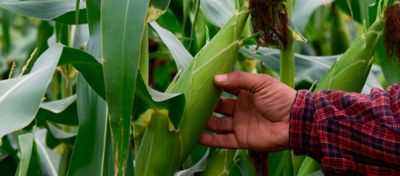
[16,133,41,176]
[0,0,87,24]
[199,0,235,27]
[34,130,60,176]
[150,21,193,70]
[293,0,334,32]
[0,44,63,138]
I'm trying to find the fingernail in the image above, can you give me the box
[215,74,227,82]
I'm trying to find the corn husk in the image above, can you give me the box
[315,17,385,92]
[135,8,250,176]
[201,149,236,176]
[135,110,181,176]
[166,10,249,162]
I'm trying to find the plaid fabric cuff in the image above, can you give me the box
[289,90,322,160]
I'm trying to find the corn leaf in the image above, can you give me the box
[241,46,383,93]
[34,130,60,176]
[293,0,334,32]
[150,22,193,70]
[37,95,78,126]
[67,0,112,174]
[0,0,87,24]
[16,133,42,176]
[40,95,76,113]
[0,44,62,138]
[132,75,185,161]
[297,157,320,176]
[199,0,235,27]
[46,122,78,139]
[101,0,149,173]
[0,41,113,173]
[240,46,338,82]
[134,76,185,128]
[58,47,105,98]
[67,76,110,175]
[16,133,33,176]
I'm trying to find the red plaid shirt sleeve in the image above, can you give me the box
[290,84,400,175]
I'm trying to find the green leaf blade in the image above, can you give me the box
[0,0,86,23]
[0,44,63,138]
[67,0,111,174]
[101,0,149,174]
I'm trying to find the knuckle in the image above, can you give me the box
[257,75,275,90]
[230,71,243,79]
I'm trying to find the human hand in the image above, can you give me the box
[199,72,296,152]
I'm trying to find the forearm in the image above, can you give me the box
[289,85,400,175]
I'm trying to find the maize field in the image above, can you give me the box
[0,0,399,175]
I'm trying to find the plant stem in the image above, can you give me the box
[279,0,296,175]
[280,0,295,87]
[280,38,295,87]
[286,0,293,17]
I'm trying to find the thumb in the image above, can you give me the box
[214,71,275,95]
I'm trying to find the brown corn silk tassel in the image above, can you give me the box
[248,0,290,175]
[249,0,289,49]
[384,3,400,59]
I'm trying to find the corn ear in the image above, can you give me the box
[166,10,249,162]
[135,109,181,176]
[315,17,385,92]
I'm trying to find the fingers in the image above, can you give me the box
[198,133,239,149]
[214,71,275,95]
[206,116,233,133]
[215,98,236,116]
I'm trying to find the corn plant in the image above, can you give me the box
[0,0,399,175]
